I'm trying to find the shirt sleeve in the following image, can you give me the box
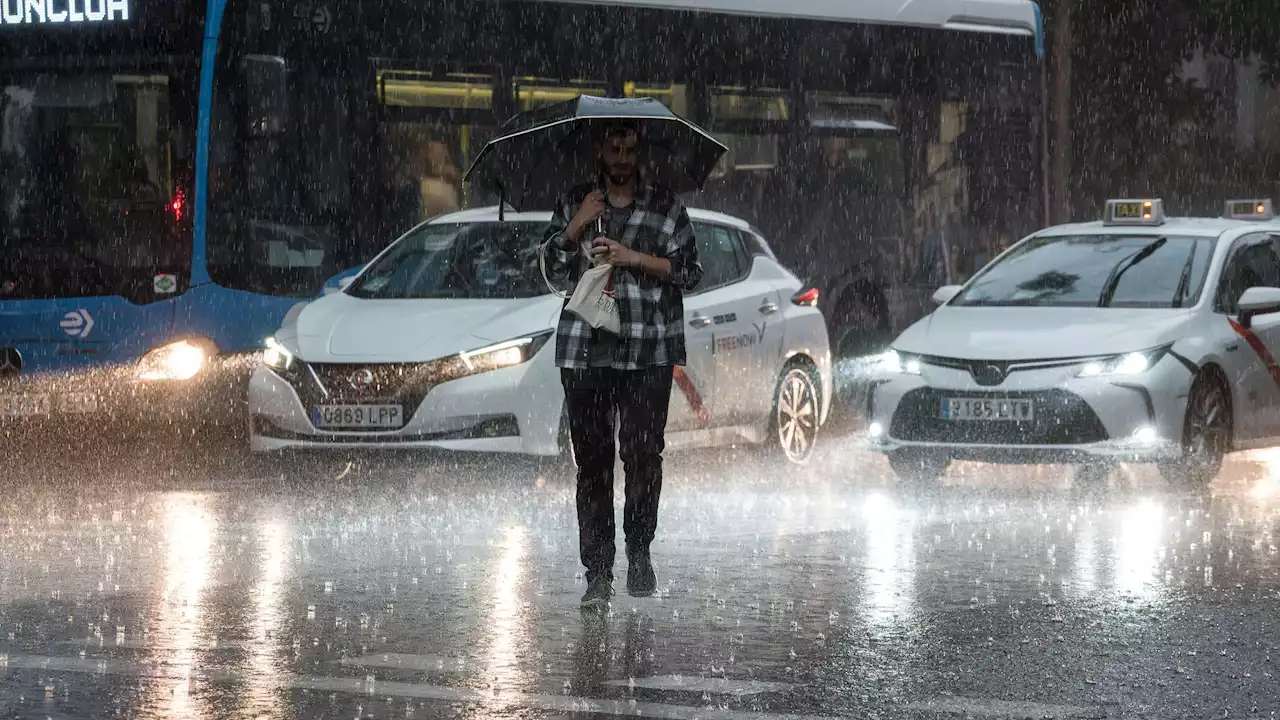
[661,201,704,291]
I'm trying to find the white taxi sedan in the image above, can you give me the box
[866,198,1280,485]
[248,207,832,463]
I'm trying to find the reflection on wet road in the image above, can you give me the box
[3,436,1280,719]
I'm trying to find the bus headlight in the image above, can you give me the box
[262,337,295,372]
[137,340,211,381]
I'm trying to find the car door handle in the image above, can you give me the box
[689,315,713,329]
[759,302,779,315]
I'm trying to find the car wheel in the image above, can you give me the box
[773,366,821,464]
[887,449,950,484]
[1158,372,1230,487]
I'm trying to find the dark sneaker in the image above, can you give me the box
[627,554,657,597]
[580,576,613,609]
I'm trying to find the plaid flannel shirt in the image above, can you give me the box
[542,183,703,370]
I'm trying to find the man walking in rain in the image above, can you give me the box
[542,119,703,608]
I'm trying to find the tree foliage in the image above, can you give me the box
[1191,0,1280,80]
[1043,0,1274,217]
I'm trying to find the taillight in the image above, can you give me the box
[171,190,186,221]
[792,287,819,307]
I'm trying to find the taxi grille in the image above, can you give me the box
[890,388,1108,445]
[275,359,461,428]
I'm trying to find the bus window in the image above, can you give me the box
[514,78,607,111]
[622,82,689,116]
[382,122,466,229]
[0,72,187,301]
[709,87,787,172]
[206,60,349,298]
[374,71,496,230]
[378,70,494,110]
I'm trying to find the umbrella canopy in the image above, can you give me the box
[464,95,728,212]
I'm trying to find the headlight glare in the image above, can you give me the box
[262,337,295,372]
[878,349,922,375]
[455,332,553,377]
[1077,349,1162,378]
[137,340,210,381]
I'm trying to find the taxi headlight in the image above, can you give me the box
[1077,347,1167,378]
[877,349,922,375]
[456,332,553,376]
[137,340,212,381]
[262,336,295,372]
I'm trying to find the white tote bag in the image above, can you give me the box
[540,243,622,335]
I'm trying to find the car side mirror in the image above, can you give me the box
[932,285,962,305]
[1238,286,1280,328]
[338,276,355,290]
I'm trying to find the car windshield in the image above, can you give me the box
[0,71,188,301]
[348,221,548,300]
[951,234,1216,308]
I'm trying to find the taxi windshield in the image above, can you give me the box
[952,234,1215,308]
[348,221,546,300]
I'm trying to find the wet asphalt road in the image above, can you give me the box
[4,432,1280,720]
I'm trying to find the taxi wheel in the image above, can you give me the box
[1159,373,1230,487]
[773,366,821,464]
[888,450,950,484]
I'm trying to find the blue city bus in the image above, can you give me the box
[1,0,1045,435]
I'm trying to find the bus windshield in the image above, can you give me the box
[0,71,187,302]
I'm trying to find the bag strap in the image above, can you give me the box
[539,238,613,299]
[538,240,569,299]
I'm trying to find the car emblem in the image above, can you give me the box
[971,363,1007,386]
[349,368,375,391]
[0,347,21,378]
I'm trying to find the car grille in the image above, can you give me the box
[275,359,462,429]
[890,388,1108,445]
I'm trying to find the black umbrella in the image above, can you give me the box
[464,95,728,212]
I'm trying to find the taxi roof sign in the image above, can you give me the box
[1224,199,1275,220]
[1104,199,1165,226]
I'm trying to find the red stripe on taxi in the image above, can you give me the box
[672,367,710,428]
[1228,317,1280,389]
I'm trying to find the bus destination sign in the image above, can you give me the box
[1,0,130,26]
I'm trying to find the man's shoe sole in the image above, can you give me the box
[627,586,655,598]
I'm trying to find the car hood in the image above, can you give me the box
[893,306,1197,360]
[274,293,562,363]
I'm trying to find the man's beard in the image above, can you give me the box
[604,166,635,187]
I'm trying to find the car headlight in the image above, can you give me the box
[456,332,553,376]
[262,336,295,372]
[877,349,922,375]
[137,340,212,381]
[1077,348,1166,378]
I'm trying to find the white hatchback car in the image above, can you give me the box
[248,207,832,463]
[866,199,1280,485]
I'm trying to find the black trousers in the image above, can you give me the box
[561,366,674,583]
